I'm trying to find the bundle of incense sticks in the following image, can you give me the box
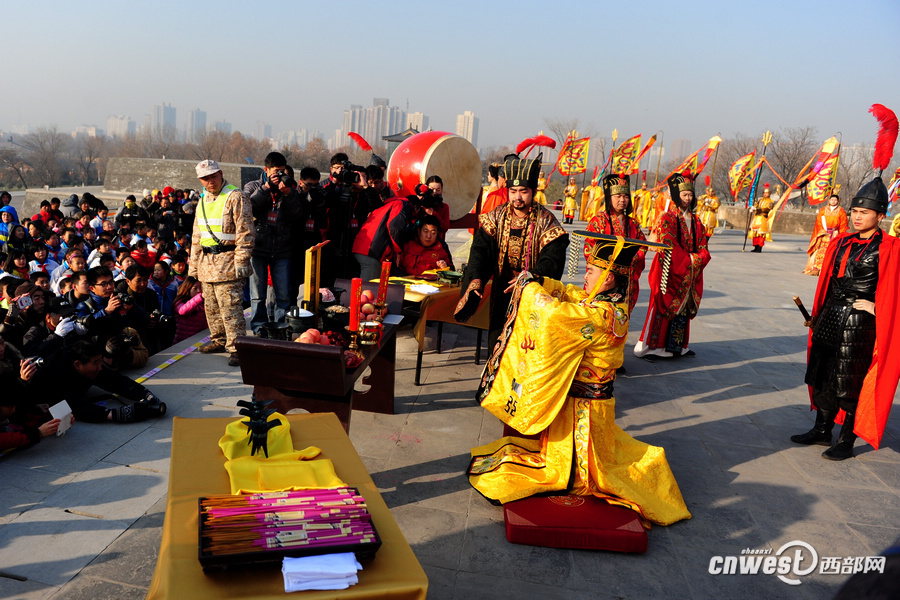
[200,488,378,557]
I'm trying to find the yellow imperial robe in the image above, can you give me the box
[890,214,900,238]
[749,195,775,241]
[697,192,720,237]
[563,185,579,219]
[632,189,650,228]
[468,277,691,526]
[535,177,548,205]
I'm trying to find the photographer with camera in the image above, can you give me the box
[21,296,78,357]
[352,192,423,281]
[288,167,327,306]
[114,264,159,352]
[27,339,164,424]
[421,176,450,234]
[0,281,47,350]
[243,152,303,334]
[322,158,384,283]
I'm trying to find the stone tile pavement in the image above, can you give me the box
[1,225,898,599]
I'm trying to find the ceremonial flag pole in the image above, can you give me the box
[742,130,773,252]
[709,132,721,183]
[653,131,664,188]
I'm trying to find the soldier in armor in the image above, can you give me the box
[747,183,775,252]
[792,174,900,460]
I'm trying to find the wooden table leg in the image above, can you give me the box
[352,332,396,414]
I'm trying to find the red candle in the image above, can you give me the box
[349,278,362,331]
[376,260,391,305]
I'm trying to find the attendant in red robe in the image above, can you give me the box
[634,174,711,360]
[583,173,647,313]
[792,174,900,460]
[398,215,453,277]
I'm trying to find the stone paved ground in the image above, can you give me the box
[1,225,898,600]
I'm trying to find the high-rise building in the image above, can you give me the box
[213,120,232,135]
[107,115,136,138]
[406,112,429,132]
[150,103,176,133]
[72,125,102,139]
[669,139,692,163]
[330,129,343,151]
[340,99,406,148]
[187,109,207,142]
[456,111,479,147]
[255,121,272,140]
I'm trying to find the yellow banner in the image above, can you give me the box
[728,151,756,199]
[807,152,840,205]
[557,137,591,176]
[666,135,722,180]
[611,134,641,176]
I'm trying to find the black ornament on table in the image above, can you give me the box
[237,396,281,458]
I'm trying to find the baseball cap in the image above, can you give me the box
[48,296,76,317]
[195,160,221,178]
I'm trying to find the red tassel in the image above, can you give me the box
[347,132,372,152]
[704,175,711,186]
[641,170,647,181]
[869,104,899,172]
[516,135,557,155]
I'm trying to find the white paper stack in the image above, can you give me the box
[409,284,440,294]
[282,552,363,592]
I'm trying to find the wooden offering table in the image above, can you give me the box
[146,413,428,599]
[235,324,397,432]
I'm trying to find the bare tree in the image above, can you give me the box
[74,134,108,185]
[0,146,31,188]
[191,129,230,162]
[768,126,819,185]
[835,144,876,204]
[20,126,70,187]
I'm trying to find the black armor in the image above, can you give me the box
[805,231,882,409]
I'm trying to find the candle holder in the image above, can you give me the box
[344,326,360,352]
[358,321,382,345]
[372,302,387,323]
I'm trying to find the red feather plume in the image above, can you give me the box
[704,175,711,186]
[347,132,372,152]
[516,135,557,155]
[641,170,647,181]
[869,104,899,172]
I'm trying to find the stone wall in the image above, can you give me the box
[717,204,891,235]
[104,157,262,195]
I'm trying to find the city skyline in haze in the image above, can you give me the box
[2,0,898,152]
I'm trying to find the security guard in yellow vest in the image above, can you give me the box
[189,159,255,366]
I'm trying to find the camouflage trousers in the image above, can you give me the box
[201,280,246,353]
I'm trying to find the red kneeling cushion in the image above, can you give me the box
[503,495,648,553]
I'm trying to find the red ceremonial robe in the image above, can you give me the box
[584,212,647,313]
[807,230,900,449]
[637,210,711,352]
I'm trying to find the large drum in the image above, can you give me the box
[387,131,482,221]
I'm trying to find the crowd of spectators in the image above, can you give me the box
[0,151,454,452]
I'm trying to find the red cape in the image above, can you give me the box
[808,231,900,449]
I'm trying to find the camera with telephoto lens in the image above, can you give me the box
[141,391,167,417]
[25,356,45,368]
[414,184,442,209]
[337,161,362,185]
[73,314,95,330]
[116,292,134,307]
[270,169,297,190]
[150,309,174,327]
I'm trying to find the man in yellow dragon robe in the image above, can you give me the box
[467,233,691,526]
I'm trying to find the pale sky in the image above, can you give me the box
[2,0,898,150]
